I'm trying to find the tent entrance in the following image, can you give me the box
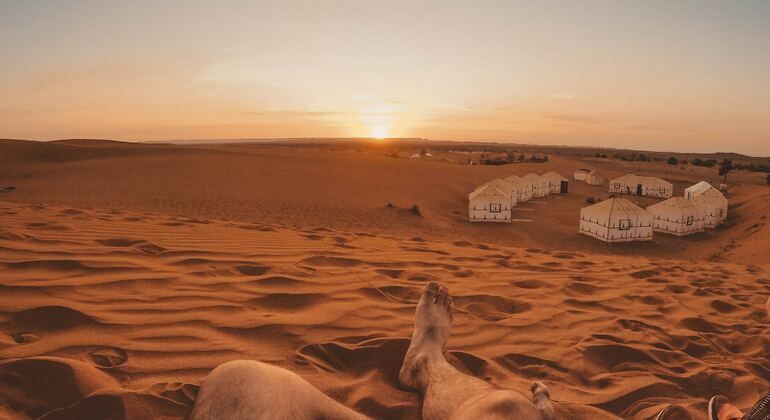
[636,184,643,195]
[560,181,568,193]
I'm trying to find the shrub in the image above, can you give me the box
[766,174,770,185]
[666,157,678,165]
[410,204,422,217]
[386,202,394,208]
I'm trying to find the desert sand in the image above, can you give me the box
[0,139,768,419]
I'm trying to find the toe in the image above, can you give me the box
[437,286,449,305]
[423,282,440,301]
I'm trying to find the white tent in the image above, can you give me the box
[478,178,518,208]
[504,175,532,203]
[574,169,590,181]
[579,197,653,242]
[468,183,512,223]
[542,171,569,193]
[609,174,673,198]
[586,170,606,185]
[647,197,705,236]
[685,181,728,228]
[522,173,549,198]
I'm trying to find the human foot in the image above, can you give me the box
[709,395,744,420]
[398,282,453,390]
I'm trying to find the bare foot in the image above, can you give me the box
[399,282,453,390]
[709,395,744,420]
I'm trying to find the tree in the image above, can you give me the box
[766,174,770,186]
[718,159,734,183]
[666,156,678,165]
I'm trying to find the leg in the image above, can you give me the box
[398,282,542,420]
[190,360,369,420]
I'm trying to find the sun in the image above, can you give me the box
[368,124,389,140]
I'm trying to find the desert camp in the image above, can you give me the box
[2,1,770,419]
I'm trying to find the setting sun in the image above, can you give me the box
[368,124,389,139]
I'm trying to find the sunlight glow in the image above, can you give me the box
[369,124,389,139]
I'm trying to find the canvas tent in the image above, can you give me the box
[574,169,590,181]
[478,178,518,208]
[468,183,512,222]
[586,170,606,185]
[579,197,653,242]
[504,175,532,203]
[647,197,705,236]
[685,181,728,228]
[609,174,673,198]
[522,173,549,198]
[542,171,569,193]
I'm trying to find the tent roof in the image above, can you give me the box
[469,182,510,200]
[685,181,721,197]
[648,196,699,211]
[522,173,544,181]
[611,173,672,187]
[542,171,568,181]
[582,197,651,221]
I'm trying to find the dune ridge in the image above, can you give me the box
[1,201,768,419]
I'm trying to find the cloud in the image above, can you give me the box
[541,112,602,125]
[239,110,348,117]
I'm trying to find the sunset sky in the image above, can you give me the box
[2,1,769,155]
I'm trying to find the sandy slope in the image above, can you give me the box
[2,139,770,266]
[1,201,768,419]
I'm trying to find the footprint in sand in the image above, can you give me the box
[87,346,128,368]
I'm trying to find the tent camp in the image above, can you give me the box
[685,181,728,228]
[586,171,606,185]
[504,175,532,203]
[574,169,590,181]
[468,183,512,222]
[647,197,705,236]
[522,173,549,198]
[609,174,673,198]
[579,197,653,242]
[542,171,569,193]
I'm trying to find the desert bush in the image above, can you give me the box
[667,156,678,165]
[410,204,422,217]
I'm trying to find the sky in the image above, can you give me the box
[1,0,770,155]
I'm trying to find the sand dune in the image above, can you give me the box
[1,201,768,419]
[2,139,770,265]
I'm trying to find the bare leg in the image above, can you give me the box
[191,360,369,420]
[398,282,542,420]
[399,282,620,420]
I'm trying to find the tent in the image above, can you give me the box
[685,181,728,228]
[647,197,705,236]
[609,174,673,198]
[468,183,512,223]
[585,170,606,185]
[579,197,653,242]
[542,171,569,193]
[574,169,590,181]
[522,173,549,198]
[504,175,532,203]
[478,178,518,208]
